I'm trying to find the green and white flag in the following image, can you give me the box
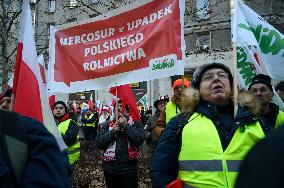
[232,0,284,80]
[138,94,148,108]
[237,45,261,89]
[237,45,284,109]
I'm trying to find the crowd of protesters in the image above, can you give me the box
[1,62,284,187]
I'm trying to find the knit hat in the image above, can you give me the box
[248,74,273,92]
[173,79,190,90]
[53,101,68,113]
[191,63,233,89]
[276,81,284,91]
[2,88,12,98]
[154,95,169,109]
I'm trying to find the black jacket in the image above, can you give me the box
[145,110,162,155]
[236,125,284,188]
[95,120,145,174]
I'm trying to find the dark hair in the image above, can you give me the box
[248,74,273,92]
[53,101,68,113]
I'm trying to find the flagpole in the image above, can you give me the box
[10,94,15,111]
[231,0,238,116]
[115,86,118,122]
[181,75,184,91]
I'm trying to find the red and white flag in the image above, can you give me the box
[13,0,66,150]
[88,93,94,110]
[38,54,46,84]
[109,84,141,123]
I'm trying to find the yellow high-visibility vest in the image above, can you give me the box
[58,119,80,164]
[275,110,284,128]
[84,114,96,127]
[165,101,180,124]
[178,113,265,188]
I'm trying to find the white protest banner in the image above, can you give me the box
[49,0,186,93]
[232,0,284,80]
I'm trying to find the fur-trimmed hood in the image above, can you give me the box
[180,88,260,115]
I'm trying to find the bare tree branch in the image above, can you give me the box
[79,1,102,15]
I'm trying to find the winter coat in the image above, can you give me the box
[151,89,265,187]
[0,112,70,188]
[95,120,145,174]
[259,102,284,131]
[145,110,162,156]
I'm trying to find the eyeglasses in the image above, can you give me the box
[201,71,229,82]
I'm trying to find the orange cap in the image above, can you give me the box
[173,79,190,89]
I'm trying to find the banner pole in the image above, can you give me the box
[181,75,185,91]
[115,86,118,122]
[231,0,238,116]
[10,93,15,111]
[232,43,238,116]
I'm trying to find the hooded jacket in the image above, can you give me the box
[151,88,264,187]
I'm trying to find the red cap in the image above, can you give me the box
[173,79,190,90]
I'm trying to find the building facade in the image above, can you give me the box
[1,0,283,109]
[34,0,284,109]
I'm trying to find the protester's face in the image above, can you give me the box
[157,100,168,111]
[0,97,11,111]
[103,110,108,115]
[174,85,183,97]
[53,104,66,118]
[277,90,284,102]
[250,83,272,105]
[117,102,123,112]
[76,108,81,114]
[69,109,74,114]
[199,68,231,106]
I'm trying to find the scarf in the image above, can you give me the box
[55,114,70,125]
[103,121,140,161]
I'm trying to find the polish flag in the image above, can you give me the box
[109,84,141,122]
[13,0,66,150]
[38,54,46,84]
[72,100,77,109]
[88,93,94,110]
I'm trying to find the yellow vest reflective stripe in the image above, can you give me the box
[58,119,80,164]
[165,101,180,124]
[179,160,242,172]
[178,113,265,188]
[84,114,95,127]
[275,110,284,128]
